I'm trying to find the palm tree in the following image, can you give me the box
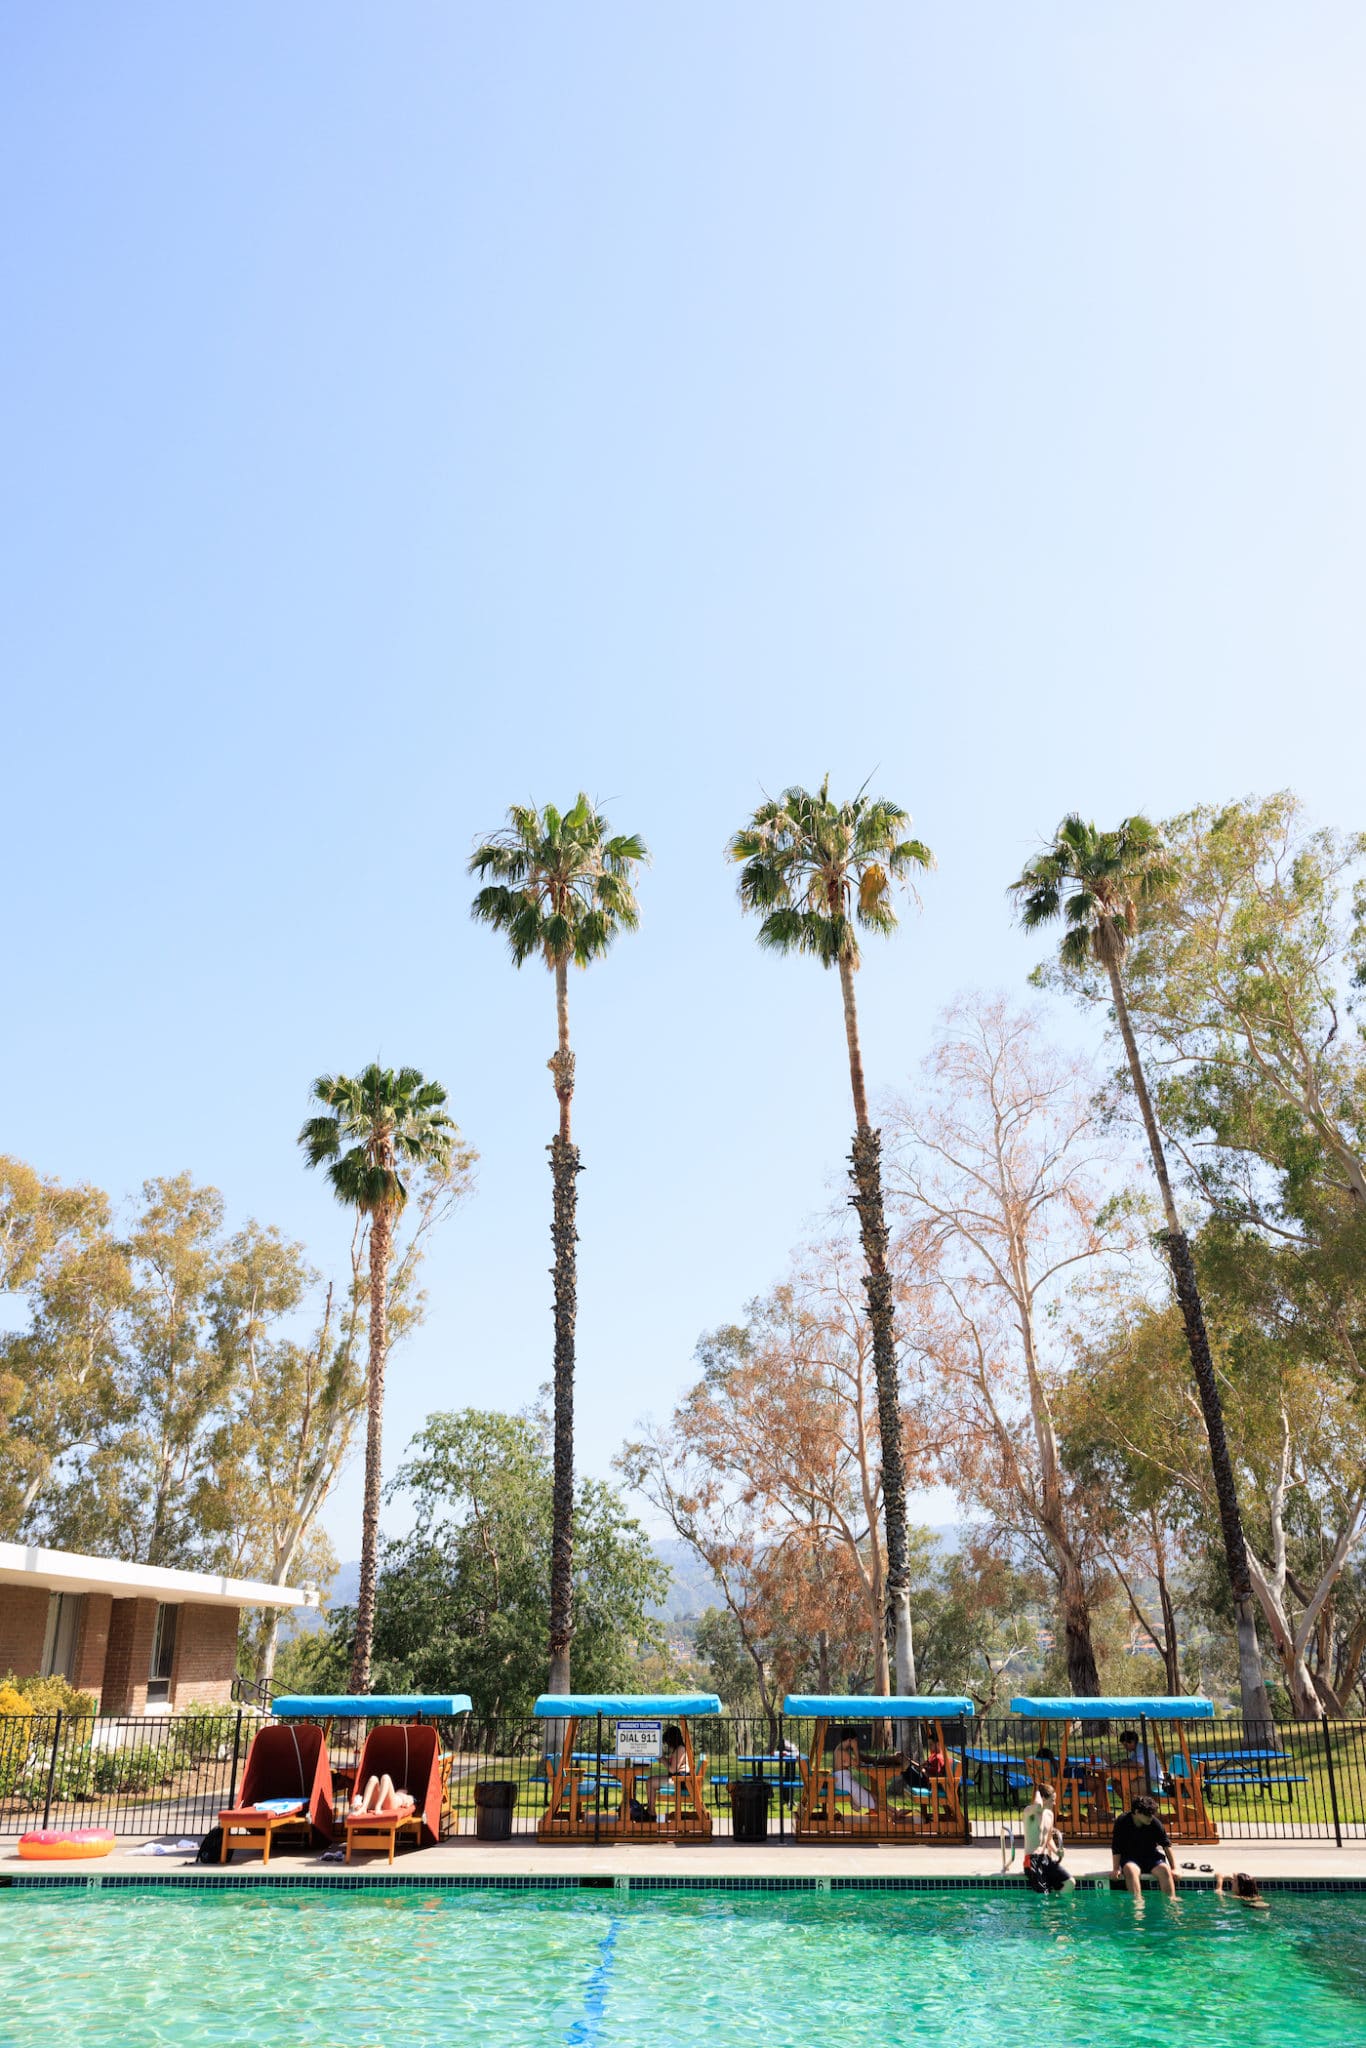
[729,777,933,1699]
[469,796,648,1693]
[298,1063,456,1691]
[1011,813,1274,1727]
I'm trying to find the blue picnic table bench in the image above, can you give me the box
[1189,1748,1308,1803]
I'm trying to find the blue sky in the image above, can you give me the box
[4,4,1365,1557]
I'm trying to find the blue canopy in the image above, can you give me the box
[1009,1696,1215,1722]
[273,1694,472,1718]
[533,1693,721,1718]
[783,1695,975,1720]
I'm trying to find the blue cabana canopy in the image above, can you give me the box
[533,1693,721,1718]
[783,1695,975,1720]
[1009,1696,1215,1721]
[273,1694,472,1718]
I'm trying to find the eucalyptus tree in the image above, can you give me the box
[469,796,648,1693]
[729,777,933,1698]
[298,1064,457,1691]
[1011,813,1273,1726]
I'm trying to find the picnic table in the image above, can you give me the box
[735,1753,803,1804]
[1189,1747,1308,1804]
[959,1746,1033,1801]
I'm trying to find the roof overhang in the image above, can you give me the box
[0,1542,317,1612]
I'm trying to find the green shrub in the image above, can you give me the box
[3,1671,97,1718]
[170,1703,237,1765]
[0,1708,36,1799]
[92,1741,172,1794]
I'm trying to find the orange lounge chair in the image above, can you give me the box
[219,1723,334,1864]
[344,1723,443,1864]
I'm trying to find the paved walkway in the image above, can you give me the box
[5,1837,1365,1884]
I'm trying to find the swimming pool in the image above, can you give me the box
[2,1885,1364,2047]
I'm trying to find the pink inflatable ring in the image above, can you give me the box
[18,1828,116,1860]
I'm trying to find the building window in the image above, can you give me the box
[148,1603,179,1703]
[40,1594,84,1681]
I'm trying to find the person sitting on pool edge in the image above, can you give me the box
[1022,1782,1075,1895]
[1111,1793,1177,1900]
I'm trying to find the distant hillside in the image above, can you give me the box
[288,1544,718,1636]
[286,1527,961,1640]
[649,1539,721,1621]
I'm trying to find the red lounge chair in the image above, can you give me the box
[344,1723,443,1863]
[219,1723,334,1864]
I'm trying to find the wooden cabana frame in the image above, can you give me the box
[783,1695,976,1844]
[534,1692,722,1843]
[1009,1695,1219,1844]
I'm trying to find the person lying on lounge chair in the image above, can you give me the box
[350,1774,415,1818]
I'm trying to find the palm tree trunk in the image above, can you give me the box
[839,955,916,1702]
[1104,957,1273,1728]
[350,1204,391,1694]
[547,956,579,1694]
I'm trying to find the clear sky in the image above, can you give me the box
[4,4,1365,1558]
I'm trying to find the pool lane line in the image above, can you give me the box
[564,1913,623,2047]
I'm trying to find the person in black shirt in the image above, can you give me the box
[1111,1794,1177,1899]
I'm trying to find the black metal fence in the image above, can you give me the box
[2,1710,1364,1845]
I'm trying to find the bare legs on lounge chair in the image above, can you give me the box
[350,1774,415,1818]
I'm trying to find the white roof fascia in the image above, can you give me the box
[0,1542,318,1612]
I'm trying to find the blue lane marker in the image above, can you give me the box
[565,1914,623,2046]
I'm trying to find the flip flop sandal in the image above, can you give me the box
[1199,1864,1214,1873]
[1180,1862,1196,1870]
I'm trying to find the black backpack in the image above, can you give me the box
[197,1827,224,1864]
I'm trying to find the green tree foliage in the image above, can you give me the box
[318,1409,667,1722]
[298,1065,465,1692]
[469,796,648,1697]
[1013,813,1274,1726]
[0,1157,447,1681]
[0,1159,133,1539]
[1113,793,1366,1229]
[730,777,932,1702]
[1061,1222,1366,1717]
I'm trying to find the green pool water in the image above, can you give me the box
[2,1885,1364,2048]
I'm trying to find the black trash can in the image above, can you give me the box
[474,1780,518,1843]
[729,1777,772,1843]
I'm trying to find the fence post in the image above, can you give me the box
[42,1711,64,1829]
[961,1726,971,1844]
[226,1708,244,1812]
[1139,1712,1152,1799]
[594,1711,602,1847]
[1320,1714,1343,1850]
[780,1712,787,1842]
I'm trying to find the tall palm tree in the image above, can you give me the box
[1011,813,1274,1727]
[469,796,648,1693]
[298,1063,456,1692]
[730,777,933,1699]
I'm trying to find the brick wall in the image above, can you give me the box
[0,1586,50,1679]
[101,1598,158,1716]
[71,1594,112,1701]
[171,1603,240,1707]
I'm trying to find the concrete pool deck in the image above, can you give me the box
[5,1836,1366,1886]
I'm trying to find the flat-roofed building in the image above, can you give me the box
[0,1542,317,1714]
